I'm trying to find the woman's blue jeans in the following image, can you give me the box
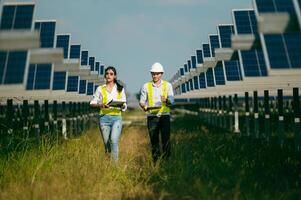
[98,115,123,162]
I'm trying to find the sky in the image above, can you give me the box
[5,0,252,94]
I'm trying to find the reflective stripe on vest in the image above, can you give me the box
[147,80,170,114]
[99,85,122,115]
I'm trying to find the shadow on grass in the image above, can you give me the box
[148,114,301,199]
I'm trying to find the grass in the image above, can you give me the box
[1,110,301,199]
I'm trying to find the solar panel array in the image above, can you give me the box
[170,0,301,99]
[0,2,110,100]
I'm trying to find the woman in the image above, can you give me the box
[90,66,127,162]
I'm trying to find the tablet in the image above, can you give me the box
[108,100,126,107]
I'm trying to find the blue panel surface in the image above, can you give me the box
[255,0,296,13]
[89,57,95,71]
[69,45,81,59]
[188,60,192,71]
[35,64,51,89]
[199,73,206,88]
[67,76,79,92]
[191,56,196,68]
[100,65,104,75]
[209,35,220,57]
[203,44,211,58]
[87,82,94,95]
[186,82,190,92]
[95,62,100,73]
[1,51,27,84]
[218,25,234,48]
[180,68,184,76]
[56,35,70,59]
[196,50,203,64]
[214,62,226,85]
[224,60,242,81]
[184,64,188,73]
[181,83,186,93]
[193,76,199,89]
[206,68,215,87]
[79,80,87,94]
[81,51,88,65]
[35,21,56,48]
[241,50,267,76]
[189,79,193,90]
[0,4,34,30]
[234,10,257,34]
[52,71,66,90]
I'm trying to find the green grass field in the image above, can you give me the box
[1,111,301,199]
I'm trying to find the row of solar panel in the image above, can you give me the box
[0,2,106,97]
[170,0,301,97]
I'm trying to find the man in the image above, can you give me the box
[139,62,174,162]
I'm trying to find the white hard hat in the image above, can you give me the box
[150,62,164,73]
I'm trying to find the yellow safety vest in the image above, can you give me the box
[99,85,122,116]
[147,80,170,114]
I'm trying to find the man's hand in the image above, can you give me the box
[139,102,148,112]
[161,96,168,103]
[99,103,109,109]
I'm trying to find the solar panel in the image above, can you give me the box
[56,35,70,59]
[184,64,188,73]
[224,60,243,81]
[206,68,215,87]
[255,0,296,13]
[189,79,193,90]
[1,51,27,84]
[26,64,52,89]
[0,4,34,30]
[0,4,34,85]
[191,56,196,68]
[89,57,95,71]
[199,73,206,88]
[52,71,66,90]
[181,83,186,93]
[186,82,190,92]
[94,85,98,92]
[233,10,257,34]
[87,82,94,95]
[100,65,104,75]
[95,62,100,73]
[67,76,79,92]
[81,51,88,65]
[35,21,56,48]
[209,35,220,57]
[196,50,203,64]
[218,25,234,48]
[203,44,211,58]
[240,50,267,76]
[79,79,87,94]
[180,68,184,76]
[214,62,226,85]
[188,60,192,71]
[69,45,81,59]
[193,76,199,89]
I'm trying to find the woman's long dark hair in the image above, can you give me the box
[104,66,123,92]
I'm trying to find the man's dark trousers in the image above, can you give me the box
[147,115,171,162]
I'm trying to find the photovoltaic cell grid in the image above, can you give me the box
[218,25,234,48]
[184,64,188,73]
[56,35,70,59]
[189,79,193,90]
[188,60,191,71]
[181,83,186,93]
[89,57,95,71]
[199,73,206,88]
[193,76,199,89]
[234,10,257,34]
[255,0,296,13]
[0,4,34,30]
[35,21,56,48]
[203,44,211,58]
[0,4,34,85]
[224,60,243,81]
[87,82,94,95]
[233,10,267,77]
[214,62,226,85]
[67,76,79,92]
[264,34,301,69]
[196,50,203,64]
[81,51,88,65]
[79,79,87,94]
[209,35,220,57]
[191,56,197,68]
[206,68,215,87]
[95,62,100,74]
[52,71,66,90]
[100,65,104,75]
[69,45,81,59]
[26,64,52,89]
[180,68,184,76]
